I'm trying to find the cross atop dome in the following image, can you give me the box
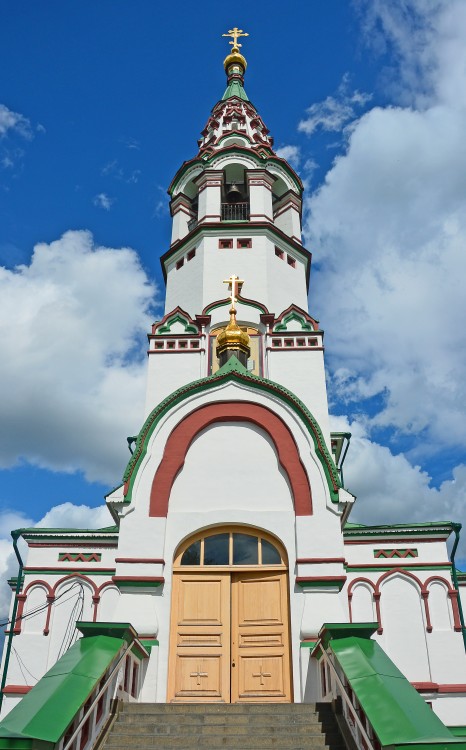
[222,27,249,52]
[222,25,249,95]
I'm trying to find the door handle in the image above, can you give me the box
[232,661,236,667]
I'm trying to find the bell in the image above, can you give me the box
[226,182,242,203]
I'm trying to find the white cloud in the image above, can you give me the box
[0,104,33,140]
[275,145,301,169]
[93,192,114,210]
[330,415,466,560]
[298,75,371,136]
[305,1,466,461]
[0,230,157,483]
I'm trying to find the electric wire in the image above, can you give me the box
[12,647,38,684]
[0,580,87,628]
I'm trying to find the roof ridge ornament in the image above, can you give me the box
[222,26,249,82]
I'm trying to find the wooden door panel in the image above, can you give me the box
[231,572,291,703]
[168,573,230,702]
[237,578,283,624]
[238,654,286,699]
[175,655,223,698]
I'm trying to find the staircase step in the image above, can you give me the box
[102,703,345,750]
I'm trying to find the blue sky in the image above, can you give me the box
[1,0,466,608]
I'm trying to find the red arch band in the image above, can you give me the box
[149,402,312,517]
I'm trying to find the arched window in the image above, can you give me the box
[174,527,286,569]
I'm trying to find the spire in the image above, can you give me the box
[222,27,249,102]
[216,275,251,368]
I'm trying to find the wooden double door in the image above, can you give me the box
[168,570,292,703]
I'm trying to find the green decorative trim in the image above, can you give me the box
[122,356,341,504]
[330,636,465,749]
[344,522,455,538]
[346,564,452,573]
[296,577,346,591]
[113,579,164,589]
[274,312,314,332]
[76,621,137,645]
[203,295,268,316]
[300,640,317,649]
[157,312,198,335]
[24,568,115,576]
[373,549,418,559]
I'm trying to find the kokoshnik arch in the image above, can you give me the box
[1,28,466,737]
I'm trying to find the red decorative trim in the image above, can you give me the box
[96,580,119,595]
[421,591,433,632]
[375,567,423,595]
[374,592,382,634]
[58,552,101,562]
[297,558,346,564]
[13,594,26,635]
[374,549,418,558]
[274,304,319,331]
[92,594,100,622]
[115,558,165,564]
[346,578,377,626]
[44,595,55,635]
[203,293,269,316]
[2,685,32,695]
[52,573,98,597]
[438,684,466,693]
[448,590,463,631]
[149,402,312,518]
[23,580,53,597]
[412,682,439,692]
[148,349,205,355]
[152,306,200,335]
[413,683,466,694]
[24,567,114,574]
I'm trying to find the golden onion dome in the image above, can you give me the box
[216,307,250,356]
[223,48,247,73]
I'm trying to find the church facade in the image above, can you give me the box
[1,31,465,732]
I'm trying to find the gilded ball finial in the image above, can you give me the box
[222,27,248,73]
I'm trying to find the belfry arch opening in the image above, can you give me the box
[168,525,292,703]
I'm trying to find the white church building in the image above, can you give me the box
[0,29,465,750]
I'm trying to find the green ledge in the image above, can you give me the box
[300,640,318,649]
[330,636,466,750]
[140,639,159,654]
[122,356,341,505]
[113,579,164,589]
[296,578,346,591]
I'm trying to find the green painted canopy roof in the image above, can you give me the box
[330,637,464,748]
[0,635,123,747]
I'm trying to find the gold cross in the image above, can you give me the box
[222,27,249,51]
[223,274,244,311]
[252,664,272,686]
[190,665,208,686]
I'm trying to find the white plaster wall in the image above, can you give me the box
[164,233,308,316]
[97,586,120,621]
[47,579,94,668]
[144,350,204,416]
[379,574,431,681]
[344,540,450,565]
[350,583,376,622]
[168,422,294,514]
[267,349,331,449]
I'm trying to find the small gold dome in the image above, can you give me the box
[223,49,247,72]
[216,307,250,356]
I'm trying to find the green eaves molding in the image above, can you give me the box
[330,636,465,749]
[0,635,123,748]
[343,521,455,538]
[122,355,341,504]
[203,295,268,316]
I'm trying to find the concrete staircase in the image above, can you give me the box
[103,702,347,750]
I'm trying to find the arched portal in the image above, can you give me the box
[167,525,292,704]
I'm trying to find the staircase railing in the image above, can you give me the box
[59,645,138,750]
[319,648,377,750]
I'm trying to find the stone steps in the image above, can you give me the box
[102,702,346,750]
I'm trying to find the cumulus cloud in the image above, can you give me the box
[331,415,466,562]
[0,105,33,140]
[305,1,466,456]
[297,1,466,545]
[298,75,371,137]
[275,145,301,169]
[0,230,156,483]
[93,192,114,210]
